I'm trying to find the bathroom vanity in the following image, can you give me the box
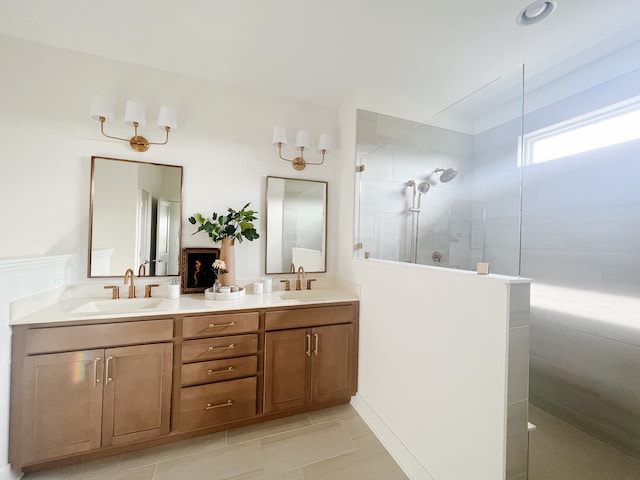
[8,292,359,472]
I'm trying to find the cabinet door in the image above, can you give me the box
[264,329,310,413]
[311,324,354,405]
[102,343,173,447]
[21,350,104,463]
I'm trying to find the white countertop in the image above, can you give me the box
[10,283,360,326]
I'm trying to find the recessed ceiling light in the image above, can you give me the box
[517,0,557,25]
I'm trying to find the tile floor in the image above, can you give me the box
[19,403,640,480]
[21,404,408,480]
[528,404,640,480]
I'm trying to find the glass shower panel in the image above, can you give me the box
[355,65,525,275]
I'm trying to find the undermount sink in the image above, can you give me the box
[69,297,165,315]
[276,289,335,301]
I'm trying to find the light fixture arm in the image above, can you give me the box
[148,126,171,146]
[98,116,131,143]
[276,143,327,170]
[97,117,172,152]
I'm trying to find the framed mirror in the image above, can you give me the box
[266,176,327,274]
[88,156,183,278]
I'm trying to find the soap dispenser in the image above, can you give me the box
[167,278,180,298]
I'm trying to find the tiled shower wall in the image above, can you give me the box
[506,282,531,480]
[521,68,640,456]
[356,111,475,267]
[462,64,640,457]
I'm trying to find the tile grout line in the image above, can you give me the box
[238,417,351,447]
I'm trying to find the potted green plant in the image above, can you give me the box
[188,203,259,286]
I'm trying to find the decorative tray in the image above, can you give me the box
[204,286,246,301]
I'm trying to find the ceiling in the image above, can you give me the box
[2,0,640,120]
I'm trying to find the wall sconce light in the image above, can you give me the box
[90,95,178,152]
[272,126,331,170]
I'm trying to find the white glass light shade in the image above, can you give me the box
[272,126,287,146]
[124,100,146,127]
[90,95,114,122]
[295,130,310,151]
[317,134,331,153]
[158,106,178,131]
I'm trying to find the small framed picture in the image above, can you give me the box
[181,248,220,294]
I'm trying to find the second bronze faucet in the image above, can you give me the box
[280,265,316,291]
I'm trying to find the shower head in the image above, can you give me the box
[438,167,458,183]
[417,182,430,194]
[407,180,431,212]
[427,167,459,184]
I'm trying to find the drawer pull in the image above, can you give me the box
[306,334,311,357]
[105,356,114,384]
[208,321,236,328]
[208,344,235,352]
[314,333,319,356]
[93,357,102,387]
[208,366,234,375]
[206,400,233,410]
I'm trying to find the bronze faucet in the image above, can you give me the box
[290,262,296,273]
[137,264,146,276]
[124,268,136,298]
[295,266,305,290]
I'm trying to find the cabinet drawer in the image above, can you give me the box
[24,319,174,355]
[182,312,259,338]
[181,355,258,387]
[182,334,258,363]
[180,377,257,431]
[265,305,354,331]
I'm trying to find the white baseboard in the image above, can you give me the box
[0,465,23,480]
[350,394,436,480]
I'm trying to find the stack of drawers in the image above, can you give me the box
[179,312,259,431]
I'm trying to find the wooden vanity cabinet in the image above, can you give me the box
[263,304,358,414]
[10,301,359,471]
[11,319,173,466]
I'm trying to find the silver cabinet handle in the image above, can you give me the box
[208,344,235,352]
[206,400,233,410]
[208,366,234,375]
[93,357,102,387]
[105,356,114,384]
[208,321,236,328]
[313,333,319,356]
[306,334,311,357]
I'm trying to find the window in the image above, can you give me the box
[520,96,640,166]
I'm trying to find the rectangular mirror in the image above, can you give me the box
[266,176,327,274]
[89,156,183,278]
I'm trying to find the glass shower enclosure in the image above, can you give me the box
[355,66,525,276]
